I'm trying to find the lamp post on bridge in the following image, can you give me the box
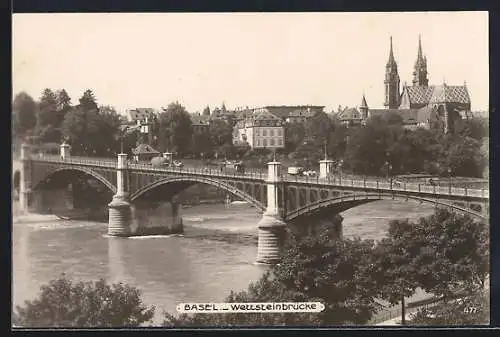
[338,159,344,184]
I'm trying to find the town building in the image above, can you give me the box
[190,113,211,135]
[132,143,161,162]
[252,105,325,123]
[233,109,285,149]
[337,36,472,133]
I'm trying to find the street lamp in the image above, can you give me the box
[338,159,344,184]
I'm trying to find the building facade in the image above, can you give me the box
[233,110,285,149]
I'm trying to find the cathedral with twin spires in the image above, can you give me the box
[337,36,472,133]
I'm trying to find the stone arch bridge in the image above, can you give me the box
[16,144,489,264]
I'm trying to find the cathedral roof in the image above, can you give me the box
[405,86,435,105]
[429,84,471,104]
[403,84,470,105]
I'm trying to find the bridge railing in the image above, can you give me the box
[30,154,117,168]
[30,155,489,199]
[290,175,489,199]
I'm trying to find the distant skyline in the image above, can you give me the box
[13,12,489,114]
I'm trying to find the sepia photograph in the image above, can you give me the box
[12,11,490,328]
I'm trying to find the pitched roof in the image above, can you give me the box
[132,143,160,155]
[337,107,362,120]
[127,108,156,122]
[404,86,435,105]
[403,84,471,106]
[429,84,471,104]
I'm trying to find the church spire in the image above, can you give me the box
[384,36,400,109]
[360,94,369,119]
[387,36,396,67]
[412,34,429,87]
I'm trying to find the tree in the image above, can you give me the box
[438,134,486,178]
[284,122,305,154]
[79,89,98,112]
[35,88,60,143]
[304,111,334,147]
[209,119,233,152]
[410,208,489,298]
[202,105,211,116]
[372,219,421,325]
[456,117,488,141]
[55,89,72,127]
[13,275,155,327]
[61,91,120,157]
[12,91,37,139]
[158,102,193,155]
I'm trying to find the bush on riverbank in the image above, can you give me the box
[13,275,155,327]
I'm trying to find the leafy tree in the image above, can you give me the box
[304,111,334,147]
[79,89,98,112]
[410,208,489,298]
[158,102,193,155]
[191,132,213,158]
[372,219,421,325]
[12,91,37,139]
[55,89,72,127]
[284,122,305,153]
[456,117,488,141]
[13,275,155,327]
[202,105,211,116]
[35,89,60,143]
[209,119,233,151]
[438,134,486,178]
[61,91,121,157]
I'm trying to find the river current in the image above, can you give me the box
[12,200,436,324]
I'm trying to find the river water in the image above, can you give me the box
[12,200,436,325]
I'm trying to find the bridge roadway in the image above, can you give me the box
[25,154,488,199]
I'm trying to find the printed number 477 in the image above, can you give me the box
[463,307,478,314]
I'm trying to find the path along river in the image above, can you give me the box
[12,200,436,325]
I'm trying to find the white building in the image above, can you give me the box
[233,110,285,149]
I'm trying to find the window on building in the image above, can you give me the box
[270,139,275,146]
[256,139,260,146]
[263,139,267,147]
[262,129,267,136]
[270,129,274,137]
[255,129,260,136]
[278,139,283,146]
[277,129,282,136]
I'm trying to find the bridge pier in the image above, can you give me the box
[108,153,132,237]
[256,160,286,264]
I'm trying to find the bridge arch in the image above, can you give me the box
[286,193,486,222]
[130,176,266,211]
[32,167,117,194]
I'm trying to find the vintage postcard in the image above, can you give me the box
[12,11,490,328]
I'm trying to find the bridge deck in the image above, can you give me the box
[26,155,489,200]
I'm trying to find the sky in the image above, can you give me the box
[12,12,489,114]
